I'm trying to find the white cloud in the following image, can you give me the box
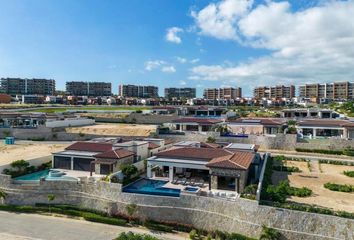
[176,57,187,63]
[145,60,166,71]
[161,66,176,73]
[190,58,200,64]
[179,80,187,85]
[189,0,354,90]
[191,0,253,41]
[165,27,184,44]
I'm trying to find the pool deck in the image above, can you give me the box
[151,177,209,191]
[54,169,105,180]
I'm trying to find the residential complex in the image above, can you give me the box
[0,78,55,96]
[254,85,295,99]
[164,87,196,99]
[203,87,242,100]
[118,84,158,98]
[299,81,354,101]
[66,81,112,96]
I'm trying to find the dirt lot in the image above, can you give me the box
[66,123,157,137]
[0,142,69,168]
[273,160,354,212]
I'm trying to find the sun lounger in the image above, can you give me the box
[177,177,187,185]
[171,177,178,184]
[196,179,205,187]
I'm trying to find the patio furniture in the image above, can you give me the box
[171,177,179,184]
[177,177,187,185]
[195,179,205,187]
[184,178,192,185]
[185,172,192,178]
[190,178,196,186]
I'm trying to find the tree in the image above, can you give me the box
[259,225,281,240]
[47,194,56,213]
[0,190,7,205]
[10,160,29,172]
[121,165,138,179]
[126,203,138,223]
[206,136,216,143]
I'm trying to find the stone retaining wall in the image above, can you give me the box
[0,175,352,240]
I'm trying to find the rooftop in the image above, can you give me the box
[172,117,224,124]
[228,118,286,126]
[65,142,113,152]
[94,148,134,159]
[298,119,354,128]
[206,151,255,170]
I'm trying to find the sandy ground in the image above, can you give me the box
[273,161,354,212]
[66,123,157,137]
[0,142,69,167]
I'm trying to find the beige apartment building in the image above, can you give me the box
[254,85,295,99]
[299,81,354,102]
[203,87,242,100]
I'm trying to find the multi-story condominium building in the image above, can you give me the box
[298,81,354,101]
[254,85,295,99]
[66,81,112,96]
[118,84,158,98]
[0,78,55,96]
[164,88,196,99]
[203,87,242,100]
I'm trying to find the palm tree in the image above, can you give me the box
[259,225,281,240]
[0,190,7,205]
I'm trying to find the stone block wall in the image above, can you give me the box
[0,178,353,240]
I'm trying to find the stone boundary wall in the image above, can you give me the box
[296,138,354,150]
[0,174,352,240]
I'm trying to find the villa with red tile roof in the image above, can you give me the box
[147,145,262,192]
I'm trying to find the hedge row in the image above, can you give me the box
[115,232,159,240]
[272,166,301,173]
[343,171,354,177]
[324,183,354,193]
[296,148,354,156]
[319,160,354,166]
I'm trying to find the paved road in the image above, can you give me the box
[0,211,187,240]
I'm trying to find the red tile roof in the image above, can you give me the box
[94,148,134,159]
[206,151,255,170]
[148,142,160,149]
[155,147,232,161]
[66,142,113,152]
[172,118,224,125]
[228,118,286,126]
[298,119,354,128]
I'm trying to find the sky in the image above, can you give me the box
[0,0,353,97]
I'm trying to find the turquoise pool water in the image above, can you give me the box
[123,178,180,197]
[15,170,77,181]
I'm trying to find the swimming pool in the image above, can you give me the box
[14,169,78,182]
[123,178,181,197]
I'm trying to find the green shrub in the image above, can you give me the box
[121,165,138,179]
[319,160,354,166]
[265,181,312,203]
[324,183,354,193]
[144,220,174,232]
[82,212,127,226]
[343,171,354,177]
[189,229,198,239]
[272,166,301,173]
[115,232,159,240]
[259,225,281,240]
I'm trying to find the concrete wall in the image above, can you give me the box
[0,175,353,240]
[45,118,95,128]
[0,155,51,173]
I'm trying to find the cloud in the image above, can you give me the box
[145,60,166,71]
[161,66,176,73]
[176,57,187,63]
[189,0,354,90]
[145,60,176,73]
[191,0,253,41]
[179,80,187,85]
[190,58,200,64]
[165,27,184,44]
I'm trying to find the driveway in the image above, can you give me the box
[0,211,187,240]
